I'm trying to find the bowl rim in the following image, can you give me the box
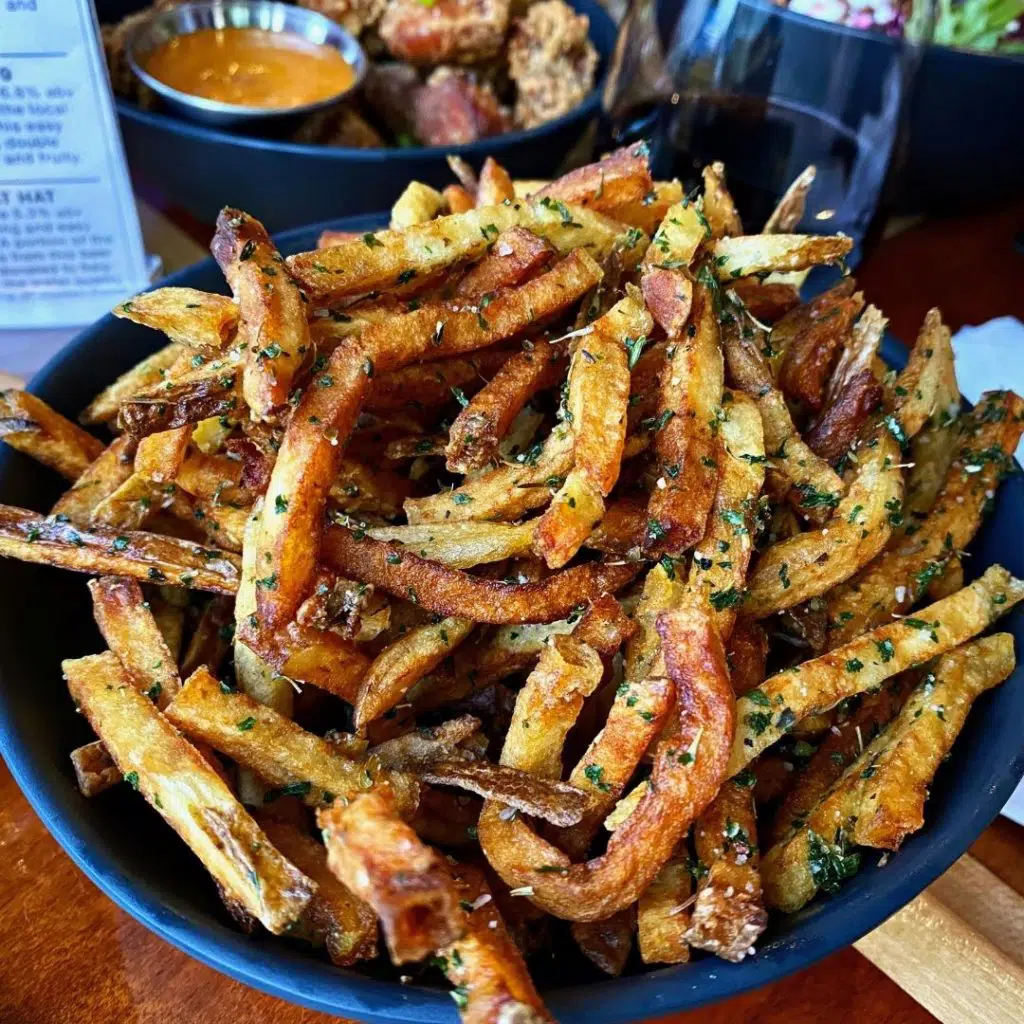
[1,215,1023,1022]
[110,0,614,159]
[126,0,369,123]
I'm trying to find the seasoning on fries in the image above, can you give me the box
[0,147,1019,1018]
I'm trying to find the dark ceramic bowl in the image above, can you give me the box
[1,216,1023,1022]
[96,0,616,231]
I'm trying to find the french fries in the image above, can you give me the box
[165,666,419,815]
[287,199,643,303]
[322,527,639,624]
[211,209,311,421]
[642,276,723,557]
[113,287,238,350]
[0,504,240,592]
[0,389,104,479]
[1,150,1019,999]
[88,576,180,708]
[318,791,463,963]
[534,292,650,567]
[762,635,1015,912]
[64,652,314,933]
[729,565,1024,773]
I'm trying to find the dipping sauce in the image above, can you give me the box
[143,27,356,109]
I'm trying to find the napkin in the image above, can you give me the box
[951,317,1024,824]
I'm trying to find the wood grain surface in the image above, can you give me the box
[1,198,1022,1023]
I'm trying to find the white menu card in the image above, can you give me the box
[0,0,149,329]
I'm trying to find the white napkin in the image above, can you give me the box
[952,317,1024,824]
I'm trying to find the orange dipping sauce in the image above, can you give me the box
[143,27,356,109]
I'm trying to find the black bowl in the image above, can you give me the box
[97,0,617,232]
[1,216,1023,1021]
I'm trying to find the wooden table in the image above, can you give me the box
[1,199,1022,1024]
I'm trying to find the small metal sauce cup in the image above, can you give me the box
[127,0,368,126]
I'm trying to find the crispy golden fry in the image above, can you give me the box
[607,179,684,236]
[64,652,314,933]
[686,779,767,961]
[89,576,180,708]
[826,391,1024,646]
[0,389,105,480]
[644,282,723,555]
[50,435,135,524]
[416,759,588,827]
[391,181,445,229]
[165,666,419,815]
[535,142,654,217]
[769,674,915,845]
[287,200,642,303]
[475,157,516,207]
[368,521,534,569]
[0,503,240,593]
[640,264,693,336]
[254,252,603,636]
[500,635,604,779]
[444,183,476,214]
[574,592,638,654]
[723,319,843,525]
[322,527,638,624]
[885,307,957,441]
[356,615,475,727]
[637,854,692,965]
[728,565,1024,774]
[684,391,765,637]
[805,368,883,463]
[255,817,378,966]
[446,339,565,473]
[778,293,862,413]
[743,430,903,618]
[642,200,708,269]
[211,209,310,421]
[232,501,295,715]
[133,426,191,483]
[366,347,512,413]
[762,635,1014,912]
[534,292,649,567]
[558,675,675,859]
[904,326,962,520]
[406,423,574,525]
[317,791,463,964]
[118,358,241,436]
[181,595,235,677]
[113,287,238,350]
[80,343,181,426]
[479,598,734,922]
[89,472,189,531]
[852,638,1015,848]
[454,226,555,300]
[572,909,635,977]
[701,162,743,238]
[70,739,120,797]
[710,234,852,279]
[764,166,816,233]
[437,862,553,1023]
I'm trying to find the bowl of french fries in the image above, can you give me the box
[1,146,1022,1022]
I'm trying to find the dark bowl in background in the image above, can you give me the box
[96,0,617,232]
[652,0,1024,214]
[1,215,1023,1021]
